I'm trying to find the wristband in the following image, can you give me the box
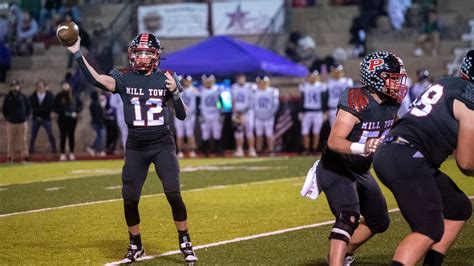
[73,50,83,59]
[350,142,366,155]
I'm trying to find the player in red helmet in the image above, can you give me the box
[301,51,407,265]
[63,33,197,263]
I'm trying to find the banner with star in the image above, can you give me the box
[137,3,209,38]
[212,0,285,35]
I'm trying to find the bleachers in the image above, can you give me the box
[0,1,471,156]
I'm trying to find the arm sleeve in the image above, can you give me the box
[75,55,110,91]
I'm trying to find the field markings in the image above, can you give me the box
[0,157,279,186]
[0,176,301,218]
[105,196,474,265]
[44,187,64,191]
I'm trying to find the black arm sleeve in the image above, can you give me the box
[75,55,109,91]
[172,92,187,120]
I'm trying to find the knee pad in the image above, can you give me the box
[165,192,187,222]
[124,200,140,227]
[443,193,472,221]
[329,211,360,243]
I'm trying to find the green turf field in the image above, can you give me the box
[0,157,473,265]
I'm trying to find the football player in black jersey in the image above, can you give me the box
[373,51,474,265]
[64,34,197,263]
[301,51,408,265]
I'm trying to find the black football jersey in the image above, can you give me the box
[109,69,181,150]
[321,87,400,174]
[388,77,474,167]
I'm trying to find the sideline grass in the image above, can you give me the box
[0,157,274,185]
[0,158,313,214]
[0,178,329,264]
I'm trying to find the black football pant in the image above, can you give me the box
[122,137,187,226]
[316,161,390,234]
[374,143,472,242]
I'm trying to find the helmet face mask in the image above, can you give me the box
[360,51,408,103]
[381,72,408,103]
[128,33,163,72]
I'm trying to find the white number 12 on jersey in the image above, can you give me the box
[130,97,164,126]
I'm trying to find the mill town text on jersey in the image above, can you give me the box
[125,87,167,96]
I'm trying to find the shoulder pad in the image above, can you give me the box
[346,87,370,112]
[460,82,474,110]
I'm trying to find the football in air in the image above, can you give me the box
[56,21,79,47]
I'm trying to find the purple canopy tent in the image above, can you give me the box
[160,36,308,77]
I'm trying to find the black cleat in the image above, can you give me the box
[180,242,198,263]
[120,244,145,264]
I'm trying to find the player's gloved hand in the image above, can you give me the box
[164,71,177,92]
[364,137,382,155]
[66,36,81,54]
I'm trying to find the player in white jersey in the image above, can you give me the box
[198,75,223,156]
[175,76,199,158]
[253,76,279,154]
[110,93,128,151]
[299,71,327,154]
[327,65,353,126]
[232,74,257,157]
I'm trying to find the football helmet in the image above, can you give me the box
[128,33,163,72]
[460,49,474,82]
[360,51,408,103]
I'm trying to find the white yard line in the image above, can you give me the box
[104,208,407,265]
[0,177,300,218]
[104,195,474,265]
[0,158,278,186]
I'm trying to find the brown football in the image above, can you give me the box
[56,21,79,46]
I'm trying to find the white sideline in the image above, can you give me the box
[104,195,474,265]
[105,208,409,265]
[0,177,299,218]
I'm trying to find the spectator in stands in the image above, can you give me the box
[388,0,411,31]
[2,79,31,162]
[359,0,385,30]
[42,12,62,49]
[53,80,82,161]
[8,3,22,45]
[285,31,316,63]
[0,11,8,43]
[29,79,57,154]
[20,0,41,21]
[414,8,440,56]
[63,0,81,22]
[0,41,11,83]
[90,22,113,73]
[410,69,431,101]
[87,90,106,157]
[16,10,38,55]
[349,16,367,57]
[103,92,119,154]
[39,0,62,32]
